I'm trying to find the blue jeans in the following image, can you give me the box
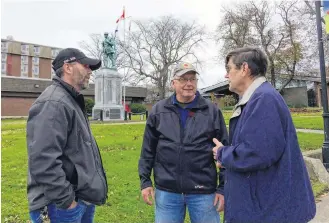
[29,200,95,223]
[155,189,220,223]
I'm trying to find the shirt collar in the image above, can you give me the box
[53,75,81,99]
[231,76,266,118]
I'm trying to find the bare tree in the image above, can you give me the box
[79,33,136,84]
[300,1,329,75]
[121,16,206,99]
[248,0,285,88]
[79,33,103,60]
[214,6,255,59]
[274,1,303,91]
[215,0,308,91]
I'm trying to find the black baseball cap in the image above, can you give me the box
[52,48,102,71]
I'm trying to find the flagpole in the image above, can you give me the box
[123,6,126,119]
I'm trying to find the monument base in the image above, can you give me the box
[92,105,124,121]
[92,68,124,121]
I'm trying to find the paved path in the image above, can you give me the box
[296,129,323,134]
[91,121,324,134]
[309,193,329,223]
[91,121,146,125]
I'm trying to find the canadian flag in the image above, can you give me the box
[116,7,125,23]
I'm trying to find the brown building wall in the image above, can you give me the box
[6,54,21,77]
[10,54,21,77]
[28,56,32,78]
[315,82,329,107]
[281,87,308,107]
[1,97,37,116]
[39,58,52,79]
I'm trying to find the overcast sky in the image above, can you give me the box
[0,0,238,88]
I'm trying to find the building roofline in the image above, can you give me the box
[1,38,63,50]
[1,76,53,82]
[201,80,229,92]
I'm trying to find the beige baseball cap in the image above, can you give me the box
[173,62,199,77]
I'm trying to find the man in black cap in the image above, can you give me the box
[27,48,108,223]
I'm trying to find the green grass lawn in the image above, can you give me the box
[0,121,326,222]
[292,116,323,130]
[222,111,324,130]
[312,180,329,198]
[297,132,324,152]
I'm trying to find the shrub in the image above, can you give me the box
[130,103,146,113]
[222,106,235,111]
[85,98,95,115]
[222,95,236,107]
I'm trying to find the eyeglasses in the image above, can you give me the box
[174,77,198,84]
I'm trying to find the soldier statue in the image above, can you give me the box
[102,32,117,69]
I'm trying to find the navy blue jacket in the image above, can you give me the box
[217,81,316,223]
[139,93,228,194]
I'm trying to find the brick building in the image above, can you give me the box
[1,38,147,117]
[1,37,59,79]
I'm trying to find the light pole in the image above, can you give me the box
[315,0,329,171]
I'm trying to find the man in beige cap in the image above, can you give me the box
[138,62,228,223]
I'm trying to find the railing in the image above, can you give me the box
[125,111,149,121]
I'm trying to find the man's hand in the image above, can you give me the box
[213,138,224,168]
[212,138,224,160]
[213,193,225,212]
[141,187,155,205]
[68,200,78,209]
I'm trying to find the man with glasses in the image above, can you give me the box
[212,47,316,223]
[138,62,228,223]
[27,48,108,223]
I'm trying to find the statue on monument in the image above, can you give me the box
[102,32,117,69]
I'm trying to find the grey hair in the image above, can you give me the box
[55,67,63,78]
[225,47,268,76]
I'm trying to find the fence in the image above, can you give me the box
[125,111,149,121]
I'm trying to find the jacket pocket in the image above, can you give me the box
[75,167,107,204]
[56,201,86,220]
[248,172,262,212]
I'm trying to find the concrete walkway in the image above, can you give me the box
[309,193,329,223]
[296,129,323,134]
[91,121,146,125]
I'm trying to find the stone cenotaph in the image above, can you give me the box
[92,32,124,121]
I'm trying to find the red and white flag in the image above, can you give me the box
[116,7,125,23]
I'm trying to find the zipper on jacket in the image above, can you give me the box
[186,114,196,141]
[173,110,184,193]
[180,115,194,192]
[178,111,194,193]
[83,113,108,201]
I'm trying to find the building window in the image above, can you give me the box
[34,46,40,56]
[32,57,39,65]
[21,64,28,77]
[51,60,56,77]
[32,65,39,78]
[1,41,8,52]
[1,53,7,62]
[1,62,6,75]
[21,55,28,64]
[51,49,59,58]
[21,44,29,55]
